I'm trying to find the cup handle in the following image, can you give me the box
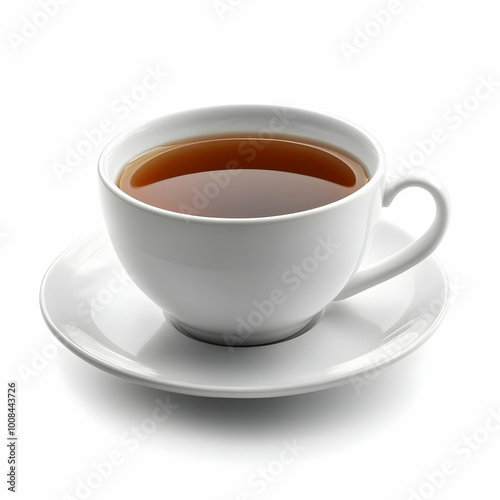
[335,169,450,300]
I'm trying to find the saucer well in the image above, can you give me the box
[40,221,449,398]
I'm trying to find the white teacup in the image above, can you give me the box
[98,105,449,346]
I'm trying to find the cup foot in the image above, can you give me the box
[165,310,325,348]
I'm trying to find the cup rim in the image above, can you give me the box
[98,104,386,225]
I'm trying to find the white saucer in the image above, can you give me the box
[40,221,449,398]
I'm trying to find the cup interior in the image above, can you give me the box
[99,105,384,214]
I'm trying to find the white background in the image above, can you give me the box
[2,0,499,498]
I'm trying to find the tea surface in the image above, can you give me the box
[117,137,369,218]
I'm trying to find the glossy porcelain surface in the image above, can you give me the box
[40,221,449,398]
[98,105,449,345]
